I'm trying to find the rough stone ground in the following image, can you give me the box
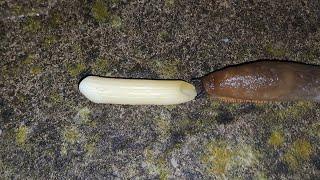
[1,0,320,179]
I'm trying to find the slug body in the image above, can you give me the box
[202,61,320,102]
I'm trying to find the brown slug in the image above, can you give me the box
[201,60,320,103]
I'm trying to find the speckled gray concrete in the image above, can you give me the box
[1,0,320,179]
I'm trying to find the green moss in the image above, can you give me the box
[60,143,68,156]
[67,63,86,77]
[16,125,28,146]
[22,54,35,65]
[273,101,313,121]
[92,0,109,22]
[75,107,91,124]
[144,147,170,178]
[111,15,122,28]
[158,31,170,41]
[12,4,23,15]
[49,12,63,28]
[43,35,57,48]
[1,65,9,79]
[30,66,43,75]
[16,93,27,103]
[308,122,320,138]
[268,131,284,148]
[92,58,109,73]
[24,18,41,33]
[154,59,179,78]
[63,127,80,144]
[111,0,121,6]
[283,139,313,169]
[164,105,176,111]
[84,142,96,156]
[265,44,286,57]
[202,141,233,175]
[157,159,169,180]
[165,0,175,7]
[202,141,260,176]
[255,172,268,180]
[50,93,63,104]
[155,117,171,140]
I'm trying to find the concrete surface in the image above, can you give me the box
[0,0,319,179]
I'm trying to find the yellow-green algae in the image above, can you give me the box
[43,35,57,48]
[24,18,41,33]
[49,92,63,104]
[144,147,170,179]
[16,125,28,146]
[201,140,261,177]
[49,12,63,28]
[111,15,122,28]
[165,0,175,7]
[11,4,23,15]
[268,130,285,148]
[154,116,171,140]
[92,0,109,22]
[92,58,109,73]
[63,127,80,144]
[308,122,320,138]
[75,107,91,124]
[154,59,179,78]
[67,63,86,77]
[265,44,287,57]
[22,54,35,65]
[30,66,43,75]
[272,101,314,121]
[158,31,170,41]
[283,139,313,169]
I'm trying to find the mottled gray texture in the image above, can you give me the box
[0,0,320,179]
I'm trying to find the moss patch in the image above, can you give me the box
[154,59,179,78]
[92,58,109,73]
[144,147,170,179]
[111,15,122,28]
[202,140,260,176]
[202,141,233,174]
[265,44,287,57]
[92,0,109,23]
[268,131,284,148]
[67,63,86,77]
[49,12,63,28]
[283,139,313,169]
[30,66,43,75]
[155,116,171,140]
[63,127,80,144]
[165,0,175,7]
[16,125,28,146]
[22,54,35,65]
[24,18,41,33]
[272,101,313,121]
[49,92,63,104]
[74,107,91,124]
[43,35,57,48]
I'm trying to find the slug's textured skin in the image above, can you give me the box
[202,60,320,102]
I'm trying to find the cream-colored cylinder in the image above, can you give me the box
[79,76,197,105]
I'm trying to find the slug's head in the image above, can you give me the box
[201,73,217,98]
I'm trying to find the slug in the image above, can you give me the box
[201,60,320,103]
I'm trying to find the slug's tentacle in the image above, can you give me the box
[201,60,320,103]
